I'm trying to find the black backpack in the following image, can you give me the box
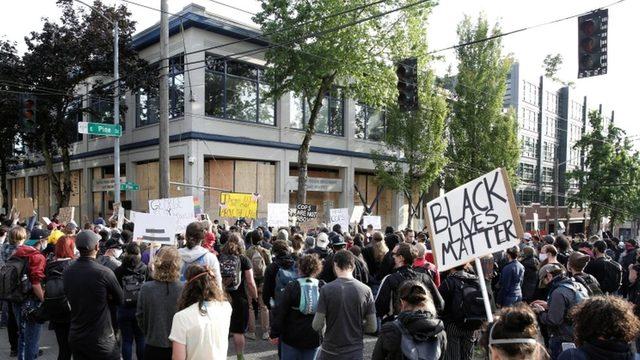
[573,273,603,297]
[122,271,146,307]
[600,258,623,294]
[449,274,486,329]
[392,320,441,360]
[352,258,370,285]
[42,263,71,322]
[219,254,242,291]
[0,256,31,302]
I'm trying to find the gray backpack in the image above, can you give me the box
[392,320,441,360]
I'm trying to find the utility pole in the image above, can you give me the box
[554,143,559,234]
[113,20,121,204]
[158,0,170,198]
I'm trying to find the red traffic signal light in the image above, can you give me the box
[578,9,607,78]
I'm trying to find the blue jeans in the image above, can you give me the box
[117,306,145,360]
[12,299,42,360]
[281,341,319,360]
[549,337,563,360]
[501,295,522,307]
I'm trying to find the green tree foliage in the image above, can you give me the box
[447,15,520,189]
[21,0,151,210]
[0,39,24,213]
[254,0,437,204]
[568,110,640,233]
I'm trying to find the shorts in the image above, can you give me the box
[229,291,249,334]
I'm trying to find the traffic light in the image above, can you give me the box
[396,57,418,111]
[578,9,608,78]
[21,94,36,133]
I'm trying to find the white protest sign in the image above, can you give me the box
[42,217,51,226]
[426,168,523,271]
[117,205,125,229]
[267,203,289,228]
[149,196,196,233]
[132,212,178,244]
[362,215,382,230]
[350,205,365,224]
[533,212,539,231]
[329,208,349,233]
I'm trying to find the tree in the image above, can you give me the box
[21,0,151,210]
[254,0,436,204]
[446,15,519,189]
[542,53,575,87]
[568,110,640,233]
[0,39,24,213]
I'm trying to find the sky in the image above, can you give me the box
[1,0,638,136]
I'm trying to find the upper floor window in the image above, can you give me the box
[354,103,385,141]
[291,88,344,136]
[204,55,275,125]
[89,86,125,136]
[136,55,184,127]
[67,99,84,142]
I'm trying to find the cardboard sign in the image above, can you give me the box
[149,196,196,233]
[362,215,382,230]
[268,203,289,228]
[350,205,365,224]
[219,192,259,219]
[294,204,318,223]
[132,212,178,244]
[58,207,75,225]
[426,168,523,271]
[14,198,34,220]
[533,212,539,231]
[329,208,349,234]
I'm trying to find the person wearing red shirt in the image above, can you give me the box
[413,243,440,288]
[10,226,47,360]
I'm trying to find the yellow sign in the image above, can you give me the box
[219,192,259,219]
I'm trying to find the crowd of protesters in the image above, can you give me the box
[1,209,640,360]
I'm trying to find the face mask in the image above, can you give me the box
[539,253,548,262]
[113,249,123,258]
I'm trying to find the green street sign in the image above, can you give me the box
[78,121,121,137]
[120,181,140,191]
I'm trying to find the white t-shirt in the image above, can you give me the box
[168,301,232,360]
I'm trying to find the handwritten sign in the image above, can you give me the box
[58,207,75,225]
[268,203,289,228]
[350,205,365,224]
[362,215,382,230]
[329,208,349,234]
[219,192,258,219]
[132,212,177,244]
[294,204,317,223]
[14,198,34,220]
[149,196,196,233]
[426,168,523,271]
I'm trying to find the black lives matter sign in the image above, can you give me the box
[426,168,523,271]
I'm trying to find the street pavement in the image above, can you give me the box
[0,324,378,360]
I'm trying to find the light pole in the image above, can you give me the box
[74,0,120,204]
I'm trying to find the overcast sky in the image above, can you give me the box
[2,0,638,137]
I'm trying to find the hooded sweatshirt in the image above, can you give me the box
[558,339,635,360]
[262,253,296,310]
[13,245,46,286]
[372,310,446,360]
[178,245,221,289]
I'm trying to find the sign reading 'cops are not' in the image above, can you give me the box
[426,168,523,271]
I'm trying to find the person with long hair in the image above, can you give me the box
[114,243,147,360]
[137,247,184,360]
[169,265,231,360]
[372,280,446,360]
[220,233,258,360]
[559,296,640,360]
[44,235,76,360]
[362,231,389,294]
[483,304,548,360]
[270,254,324,359]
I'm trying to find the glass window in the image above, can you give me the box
[204,55,275,125]
[136,55,184,127]
[354,103,385,141]
[290,88,344,136]
[89,87,125,134]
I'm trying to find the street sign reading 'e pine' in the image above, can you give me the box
[78,121,122,137]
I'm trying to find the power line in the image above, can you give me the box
[207,0,256,16]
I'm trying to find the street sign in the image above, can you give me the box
[78,121,121,137]
[93,177,127,192]
[120,181,140,191]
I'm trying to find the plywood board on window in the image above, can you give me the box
[234,161,257,194]
[206,159,234,219]
[14,178,25,199]
[354,173,368,206]
[36,175,49,217]
[136,161,160,212]
[170,159,184,198]
[257,162,275,218]
[92,168,102,219]
[69,171,81,207]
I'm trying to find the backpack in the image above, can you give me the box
[0,256,31,302]
[219,254,242,291]
[180,253,207,282]
[295,277,319,315]
[273,262,298,307]
[392,320,441,360]
[352,257,370,285]
[449,274,486,330]
[121,271,146,307]
[43,265,71,322]
[555,280,589,322]
[248,246,267,281]
[573,274,603,297]
[599,258,623,294]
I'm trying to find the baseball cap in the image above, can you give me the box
[316,233,329,249]
[29,228,48,241]
[75,230,100,251]
[329,233,346,247]
[538,263,564,288]
[568,251,590,271]
[523,233,532,241]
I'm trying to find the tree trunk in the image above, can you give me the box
[0,159,8,214]
[60,146,72,208]
[296,73,336,205]
[40,135,66,212]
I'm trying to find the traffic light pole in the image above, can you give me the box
[113,21,121,204]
